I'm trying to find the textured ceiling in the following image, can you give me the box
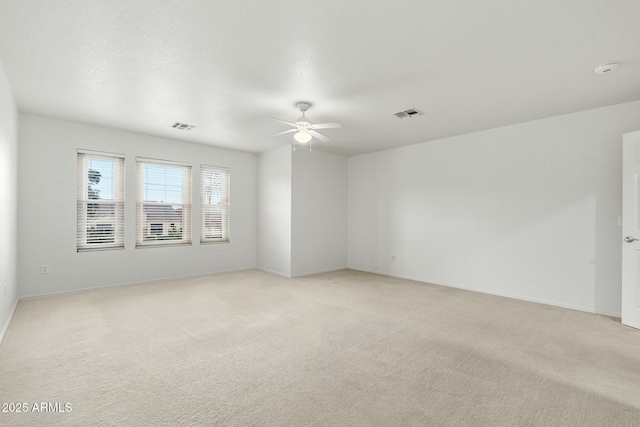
[0,0,639,156]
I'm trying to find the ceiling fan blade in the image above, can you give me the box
[309,130,330,142]
[270,117,298,127]
[311,122,342,130]
[274,129,297,136]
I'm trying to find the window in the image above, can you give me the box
[200,165,230,243]
[77,150,125,251]
[136,158,192,247]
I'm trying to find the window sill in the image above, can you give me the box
[200,239,230,245]
[136,242,192,249]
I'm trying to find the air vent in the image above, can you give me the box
[170,122,196,131]
[394,108,424,120]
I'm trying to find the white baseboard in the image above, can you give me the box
[348,265,621,318]
[20,267,256,300]
[256,266,349,278]
[0,298,19,348]
[256,267,291,278]
[290,266,349,278]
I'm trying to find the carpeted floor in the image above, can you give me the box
[1,269,639,426]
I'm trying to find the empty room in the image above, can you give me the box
[2,1,640,425]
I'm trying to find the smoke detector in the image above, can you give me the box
[594,62,618,74]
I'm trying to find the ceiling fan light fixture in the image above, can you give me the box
[294,130,312,143]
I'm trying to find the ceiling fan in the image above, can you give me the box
[271,102,341,150]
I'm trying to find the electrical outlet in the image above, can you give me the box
[41,265,49,274]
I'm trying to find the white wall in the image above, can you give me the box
[291,149,347,276]
[0,61,18,343]
[18,114,257,297]
[349,100,640,316]
[257,145,292,276]
[257,146,348,277]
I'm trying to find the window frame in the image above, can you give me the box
[136,157,192,248]
[76,150,125,252]
[200,165,230,244]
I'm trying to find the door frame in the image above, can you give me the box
[621,130,640,329]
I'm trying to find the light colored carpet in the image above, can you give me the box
[1,269,640,426]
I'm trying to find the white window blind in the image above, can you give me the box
[77,150,125,251]
[200,165,230,243]
[136,158,192,247]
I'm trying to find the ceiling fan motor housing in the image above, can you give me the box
[297,117,311,126]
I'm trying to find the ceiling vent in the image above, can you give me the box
[393,108,424,120]
[171,122,196,131]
